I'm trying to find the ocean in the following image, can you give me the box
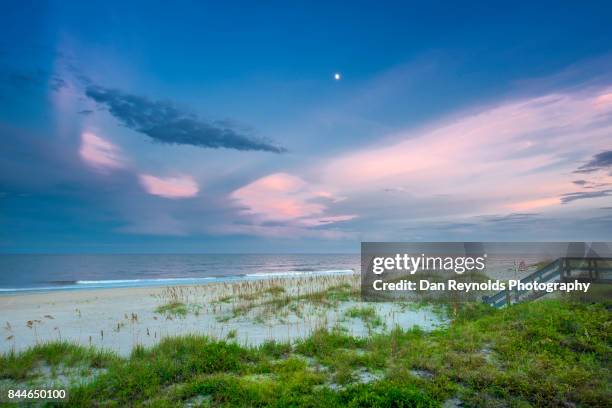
[0,254,360,294]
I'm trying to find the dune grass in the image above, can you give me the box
[155,301,189,317]
[0,342,116,382]
[153,274,360,323]
[1,299,610,407]
[345,305,383,329]
[217,281,359,323]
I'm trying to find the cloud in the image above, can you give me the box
[309,86,612,226]
[2,68,67,92]
[571,179,611,189]
[7,71,45,88]
[561,189,612,204]
[85,85,285,153]
[230,173,355,229]
[485,213,541,224]
[506,197,561,212]
[79,131,126,171]
[574,150,612,174]
[213,83,612,240]
[231,173,323,220]
[209,83,607,242]
[138,174,199,199]
[50,76,67,91]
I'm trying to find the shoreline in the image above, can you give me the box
[0,269,357,296]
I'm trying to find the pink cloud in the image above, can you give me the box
[228,86,612,238]
[317,86,612,217]
[506,197,561,212]
[79,132,126,171]
[594,92,612,107]
[256,173,306,191]
[226,85,612,239]
[299,214,357,227]
[231,173,355,228]
[139,174,199,199]
[231,173,322,220]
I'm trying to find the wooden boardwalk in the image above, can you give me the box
[483,257,612,308]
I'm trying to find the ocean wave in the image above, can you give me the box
[47,280,78,284]
[0,269,356,294]
[0,285,78,292]
[75,277,215,285]
[245,269,355,278]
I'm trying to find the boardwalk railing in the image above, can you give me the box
[483,257,612,308]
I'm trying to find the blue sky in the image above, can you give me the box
[1,1,612,253]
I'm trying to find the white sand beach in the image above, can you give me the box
[0,274,446,356]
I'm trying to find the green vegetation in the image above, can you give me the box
[304,283,356,303]
[155,301,189,317]
[153,274,361,324]
[1,300,610,407]
[236,285,286,301]
[154,301,204,318]
[226,329,238,340]
[218,282,358,322]
[530,259,554,270]
[0,342,116,397]
[345,305,383,329]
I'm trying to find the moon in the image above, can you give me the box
[334,72,341,81]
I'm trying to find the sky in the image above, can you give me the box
[0,1,611,253]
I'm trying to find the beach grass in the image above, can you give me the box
[0,342,117,384]
[151,274,360,323]
[1,299,610,407]
[155,301,189,317]
[344,305,383,329]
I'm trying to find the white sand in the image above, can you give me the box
[0,275,446,356]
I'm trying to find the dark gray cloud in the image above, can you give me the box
[2,68,66,92]
[402,214,542,232]
[50,77,66,91]
[85,85,286,153]
[571,179,611,189]
[421,221,479,231]
[561,189,612,204]
[485,213,540,223]
[77,109,94,115]
[7,71,44,87]
[574,150,612,173]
